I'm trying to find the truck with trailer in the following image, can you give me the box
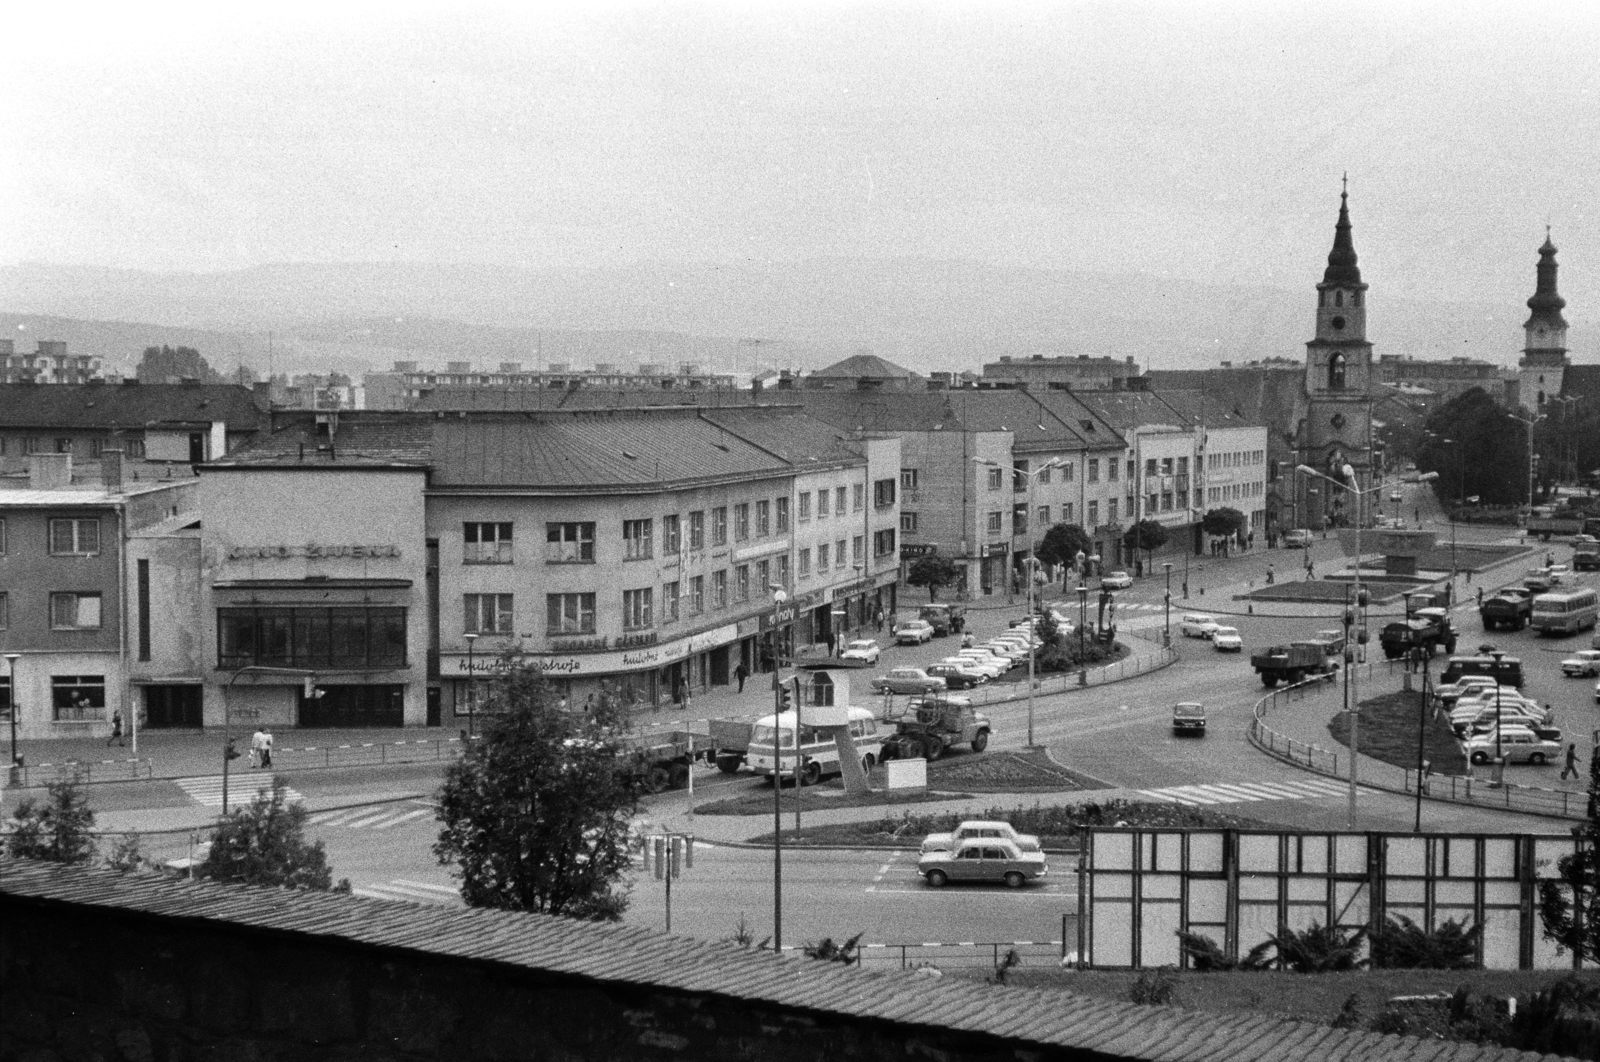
[1251,640,1340,687]
[878,696,991,761]
[1525,511,1600,541]
[620,731,718,793]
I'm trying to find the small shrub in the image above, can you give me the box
[104,832,152,874]
[803,933,862,965]
[1176,931,1273,972]
[1268,922,1367,973]
[1128,968,1178,1005]
[1370,914,1481,969]
[989,948,1022,985]
[1329,994,1364,1030]
[5,777,97,864]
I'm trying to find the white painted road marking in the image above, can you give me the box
[176,775,303,807]
[1136,778,1348,806]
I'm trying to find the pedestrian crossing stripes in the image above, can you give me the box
[1136,777,1349,806]
[176,775,303,807]
[351,879,463,906]
[308,801,435,831]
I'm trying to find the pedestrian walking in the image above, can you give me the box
[1414,507,1420,524]
[1266,563,1275,585]
[106,709,124,747]
[735,661,748,692]
[874,608,884,633]
[674,679,688,706]
[260,729,274,770]
[1561,743,1580,781]
[826,631,836,657]
[1476,587,1484,608]
[250,726,267,768]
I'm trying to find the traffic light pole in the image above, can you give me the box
[770,588,788,955]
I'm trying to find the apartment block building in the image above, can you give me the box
[0,340,103,385]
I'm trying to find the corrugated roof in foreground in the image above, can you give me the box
[0,859,1562,1062]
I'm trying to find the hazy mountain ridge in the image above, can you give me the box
[2,259,1590,378]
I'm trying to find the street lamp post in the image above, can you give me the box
[1076,583,1089,661]
[5,653,19,781]
[1490,649,1505,769]
[769,584,789,954]
[1507,412,1544,524]
[463,632,479,739]
[1413,645,1431,833]
[1161,562,1173,647]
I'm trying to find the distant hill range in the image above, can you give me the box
[1,258,1589,379]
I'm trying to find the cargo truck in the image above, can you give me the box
[1251,640,1340,687]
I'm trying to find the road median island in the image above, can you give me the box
[1325,690,1469,775]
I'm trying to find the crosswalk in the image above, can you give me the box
[307,801,435,831]
[176,775,304,807]
[351,879,463,906]
[1135,777,1350,806]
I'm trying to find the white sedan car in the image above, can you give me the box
[1180,613,1220,639]
[839,639,881,666]
[1211,627,1244,652]
[1100,571,1134,590]
[944,655,1004,681]
[894,621,935,645]
[1561,650,1600,677]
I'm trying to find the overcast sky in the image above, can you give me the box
[6,1,1597,314]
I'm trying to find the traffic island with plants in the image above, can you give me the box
[1326,689,1469,774]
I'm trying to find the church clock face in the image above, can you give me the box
[1331,316,1346,330]
[1330,413,1346,430]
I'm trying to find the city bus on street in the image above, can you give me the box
[1531,588,1600,636]
[745,705,884,786]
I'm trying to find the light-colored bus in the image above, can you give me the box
[1531,588,1599,635]
[746,705,884,785]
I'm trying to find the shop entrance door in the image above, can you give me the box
[708,646,730,687]
[299,684,405,728]
[142,685,203,728]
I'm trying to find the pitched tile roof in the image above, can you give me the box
[793,391,1127,451]
[0,859,1563,1062]
[809,353,921,380]
[1073,391,1192,432]
[0,382,266,431]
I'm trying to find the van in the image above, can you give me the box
[1283,529,1314,548]
[918,603,967,636]
[1439,654,1525,689]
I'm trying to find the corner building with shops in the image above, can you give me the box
[196,406,900,731]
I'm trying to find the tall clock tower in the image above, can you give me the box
[1517,231,1569,412]
[1300,184,1374,530]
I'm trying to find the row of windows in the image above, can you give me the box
[1206,481,1266,504]
[983,498,1124,534]
[1146,490,1191,513]
[0,590,102,630]
[797,484,865,521]
[0,517,102,557]
[0,438,146,458]
[1143,456,1190,478]
[478,503,797,566]
[217,607,408,669]
[1206,449,1266,470]
[0,675,107,721]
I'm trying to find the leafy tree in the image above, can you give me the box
[1415,388,1528,507]
[1036,523,1094,589]
[1122,518,1168,573]
[135,344,221,384]
[906,554,957,601]
[4,777,97,864]
[1537,748,1600,964]
[435,665,637,921]
[1201,507,1247,541]
[196,776,349,891]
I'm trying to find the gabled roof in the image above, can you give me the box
[0,383,266,431]
[809,353,920,380]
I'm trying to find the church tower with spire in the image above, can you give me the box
[1299,182,1375,529]
[1517,231,1569,411]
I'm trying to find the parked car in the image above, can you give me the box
[893,620,935,645]
[921,820,1042,854]
[980,641,1029,665]
[1211,627,1244,652]
[1561,650,1600,677]
[1433,677,1503,706]
[1462,727,1561,766]
[838,639,881,666]
[919,840,1049,888]
[951,652,1007,680]
[926,662,983,690]
[869,668,946,696]
[1283,528,1314,548]
[1171,702,1207,736]
[1180,613,1220,639]
[1548,563,1572,583]
[1100,571,1133,590]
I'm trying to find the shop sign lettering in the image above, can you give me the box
[229,544,401,560]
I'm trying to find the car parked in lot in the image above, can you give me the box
[1561,650,1600,677]
[893,620,935,645]
[1433,677,1504,707]
[1462,727,1561,766]
[1171,703,1207,736]
[869,668,946,696]
[921,819,1042,854]
[926,662,983,689]
[919,840,1049,888]
[1283,528,1314,548]
[1100,570,1134,590]
[839,639,881,666]
[951,652,1008,680]
[1180,613,1220,639]
[1212,627,1244,652]
[980,641,1029,665]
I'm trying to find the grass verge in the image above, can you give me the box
[1327,690,1469,774]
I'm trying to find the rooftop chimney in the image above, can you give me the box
[101,449,124,490]
[30,452,73,490]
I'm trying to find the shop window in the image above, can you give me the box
[464,595,513,636]
[545,522,594,563]
[623,518,654,560]
[51,675,106,721]
[546,593,596,635]
[50,591,102,629]
[623,588,654,630]
[463,522,513,563]
[49,517,101,556]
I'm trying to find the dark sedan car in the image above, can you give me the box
[925,663,982,690]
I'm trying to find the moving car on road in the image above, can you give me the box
[893,620,935,645]
[921,820,1042,854]
[1561,650,1600,677]
[1211,627,1244,652]
[1180,613,1220,639]
[869,668,946,696]
[839,640,881,666]
[1171,703,1207,736]
[1100,570,1134,590]
[919,841,1048,889]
